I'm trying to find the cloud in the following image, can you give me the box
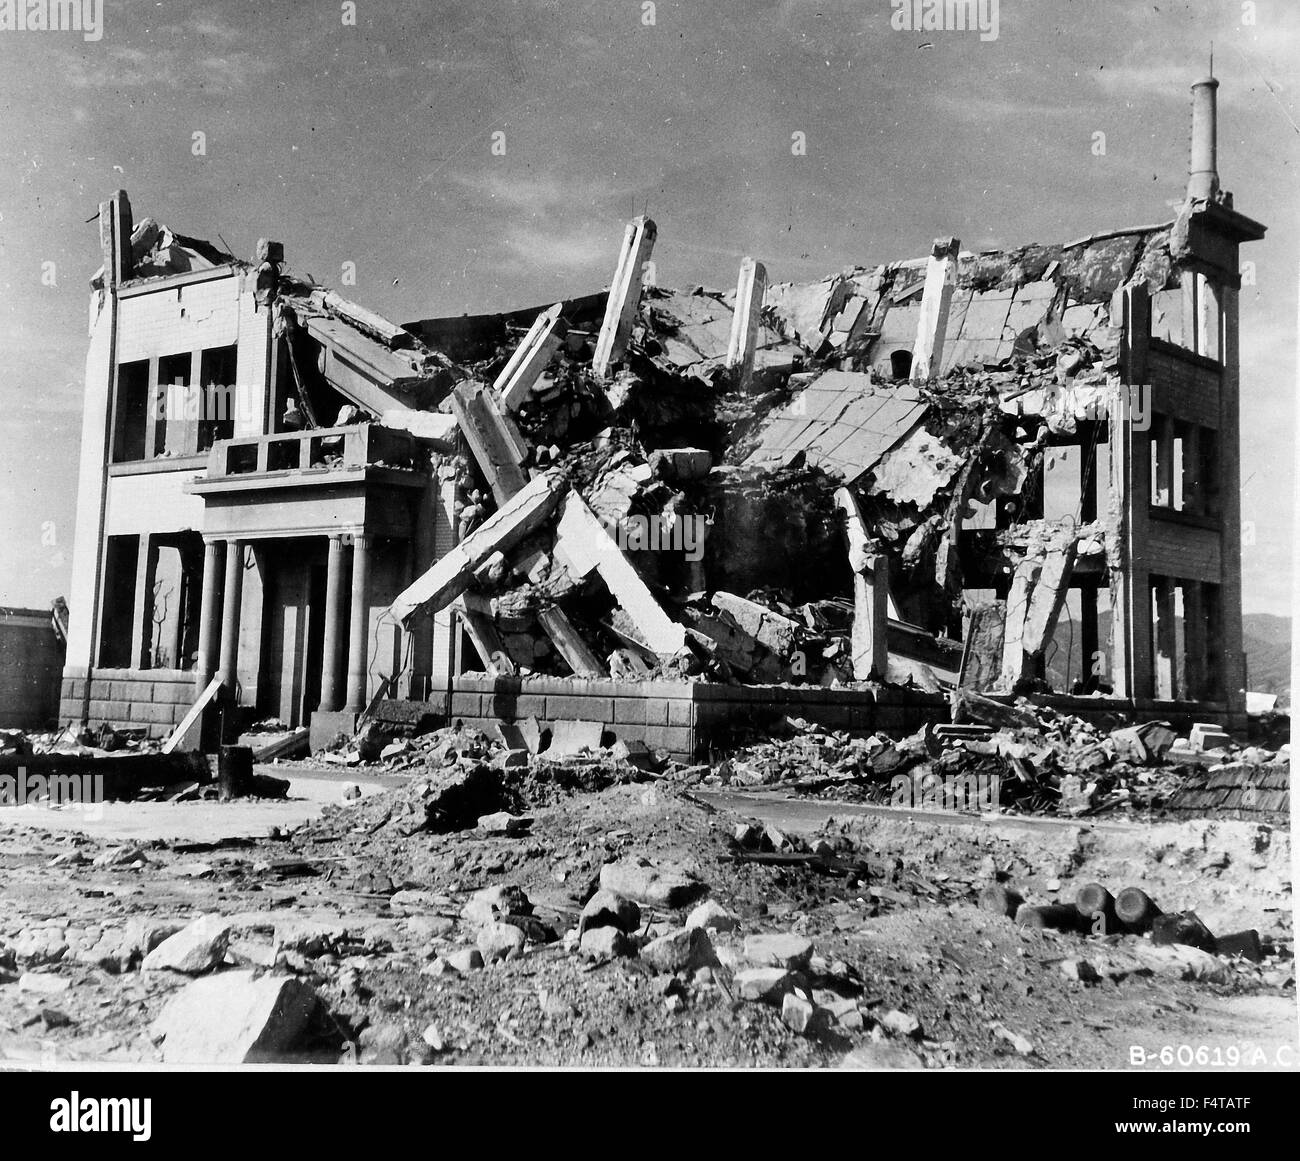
[449,169,626,216]
[61,44,275,90]
[499,223,613,274]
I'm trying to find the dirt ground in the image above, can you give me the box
[0,766,1295,1070]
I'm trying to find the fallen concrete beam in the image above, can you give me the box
[835,487,889,680]
[495,303,567,412]
[998,556,1041,689]
[555,491,685,655]
[390,472,567,625]
[313,289,415,349]
[1020,538,1077,656]
[454,593,517,676]
[537,606,605,678]
[449,381,530,504]
[711,592,799,657]
[910,236,960,382]
[725,257,768,389]
[592,216,657,379]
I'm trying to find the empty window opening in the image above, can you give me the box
[98,536,139,668]
[156,352,193,457]
[111,360,150,463]
[198,345,239,452]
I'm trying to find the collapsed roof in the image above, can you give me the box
[101,205,1186,697]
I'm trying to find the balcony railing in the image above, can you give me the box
[204,422,420,480]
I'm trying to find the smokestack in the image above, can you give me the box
[1188,75,1219,203]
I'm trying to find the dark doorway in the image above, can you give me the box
[302,563,327,721]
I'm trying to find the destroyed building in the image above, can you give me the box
[57,75,1264,757]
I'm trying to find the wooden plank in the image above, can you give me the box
[162,676,222,754]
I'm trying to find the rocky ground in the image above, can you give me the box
[0,736,1294,1070]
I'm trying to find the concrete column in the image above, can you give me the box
[195,540,223,691]
[725,257,768,389]
[344,534,372,713]
[911,236,960,382]
[1113,284,1153,700]
[1182,580,1206,701]
[320,533,346,712]
[592,216,657,378]
[218,540,245,689]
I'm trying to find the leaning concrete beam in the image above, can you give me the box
[496,303,567,412]
[998,556,1040,689]
[592,216,657,379]
[537,606,605,677]
[450,380,530,504]
[725,257,768,388]
[390,472,567,625]
[454,593,516,676]
[910,236,960,382]
[1021,539,1077,656]
[835,487,889,680]
[555,491,685,655]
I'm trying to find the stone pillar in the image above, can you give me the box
[345,534,372,713]
[195,539,223,691]
[320,533,346,712]
[218,540,245,689]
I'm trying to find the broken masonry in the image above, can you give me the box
[58,73,1262,760]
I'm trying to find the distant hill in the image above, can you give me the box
[1243,613,1290,700]
[1041,610,1290,703]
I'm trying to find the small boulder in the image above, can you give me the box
[151,971,322,1064]
[477,922,526,963]
[142,914,231,974]
[579,890,641,936]
[461,884,533,928]
[742,933,813,971]
[446,948,484,973]
[781,993,826,1036]
[599,858,706,908]
[640,927,713,975]
[735,967,794,1004]
[579,926,633,961]
[879,1009,922,1039]
[685,899,737,934]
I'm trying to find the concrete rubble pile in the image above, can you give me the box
[274,216,1189,698]
[707,697,1290,820]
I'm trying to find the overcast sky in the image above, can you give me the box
[0,0,1295,617]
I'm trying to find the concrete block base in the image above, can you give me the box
[309,710,359,754]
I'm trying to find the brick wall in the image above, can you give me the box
[443,677,1235,760]
[58,669,196,735]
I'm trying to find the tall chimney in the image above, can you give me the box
[1188,76,1219,203]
